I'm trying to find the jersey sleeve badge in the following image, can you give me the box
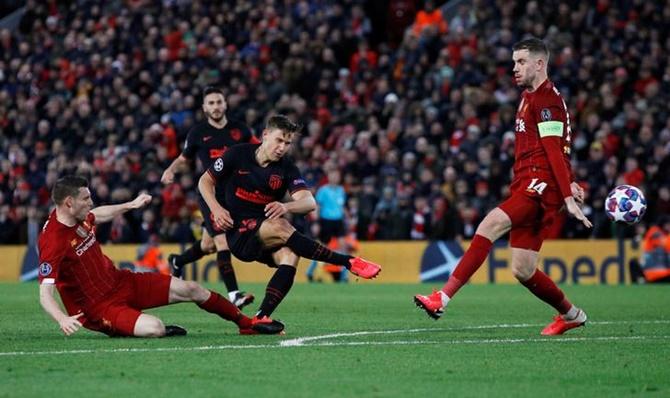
[214,158,224,171]
[39,262,53,277]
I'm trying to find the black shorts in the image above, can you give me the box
[198,195,226,237]
[318,219,345,243]
[226,217,278,267]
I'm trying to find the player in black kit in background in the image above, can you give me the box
[161,87,256,309]
[199,115,381,322]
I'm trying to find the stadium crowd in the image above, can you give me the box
[1,0,669,244]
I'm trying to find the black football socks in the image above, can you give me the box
[257,265,296,318]
[285,231,353,266]
[217,250,239,292]
[175,240,206,266]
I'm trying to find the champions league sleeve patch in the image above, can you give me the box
[39,262,53,277]
[214,157,224,172]
[540,108,552,121]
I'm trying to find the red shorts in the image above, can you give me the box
[84,272,171,337]
[498,191,562,252]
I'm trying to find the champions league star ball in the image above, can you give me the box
[605,185,647,224]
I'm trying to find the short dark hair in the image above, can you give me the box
[513,38,549,58]
[52,175,88,205]
[202,86,224,102]
[266,114,302,134]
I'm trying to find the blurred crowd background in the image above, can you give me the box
[1,0,669,245]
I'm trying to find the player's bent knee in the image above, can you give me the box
[476,209,511,240]
[511,263,536,281]
[275,219,295,240]
[201,241,216,254]
[183,281,205,299]
[263,219,295,242]
[134,315,165,338]
[213,234,229,251]
[272,247,299,266]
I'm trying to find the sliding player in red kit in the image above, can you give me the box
[414,38,592,335]
[38,176,283,337]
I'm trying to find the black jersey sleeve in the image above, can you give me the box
[286,162,308,194]
[182,126,199,159]
[206,147,237,181]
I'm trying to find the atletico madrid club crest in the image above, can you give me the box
[269,174,282,190]
[230,128,241,141]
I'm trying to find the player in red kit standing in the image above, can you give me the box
[414,38,592,335]
[161,87,257,309]
[38,176,283,337]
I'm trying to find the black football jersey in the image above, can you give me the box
[182,119,256,169]
[206,144,308,222]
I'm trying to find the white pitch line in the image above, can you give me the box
[279,319,670,346]
[0,344,271,357]
[2,320,668,357]
[309,335,670,347]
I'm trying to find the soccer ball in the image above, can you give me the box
[605,185,647,224]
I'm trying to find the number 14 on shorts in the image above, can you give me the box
[526,178,547,195]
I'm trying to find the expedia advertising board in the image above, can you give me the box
[3,240,639,284]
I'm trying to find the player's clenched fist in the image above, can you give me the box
[129,193,152,209]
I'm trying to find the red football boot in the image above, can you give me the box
[348,257,381,279]
[413,290,445,320]
[239,316,285,335]
[541,309,587,335]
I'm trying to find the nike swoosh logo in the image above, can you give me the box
[238,170,250,175]
[203,136,212,141]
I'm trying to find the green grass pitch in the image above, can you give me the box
[1,282,668,397]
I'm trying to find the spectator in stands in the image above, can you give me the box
[412,0,448,37]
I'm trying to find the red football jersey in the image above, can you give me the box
[513,79,574,204]
[38,210,126,315]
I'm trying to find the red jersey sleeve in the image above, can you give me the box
[37,226,65,285]
[540,137,573,199]
[534,88,574,200]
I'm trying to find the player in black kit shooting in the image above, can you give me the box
[161,87,255,309]
[199,115,381,322]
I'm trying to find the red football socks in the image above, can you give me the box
[441,234,493,298]
[198,290,251,327]
[520,270,572,314]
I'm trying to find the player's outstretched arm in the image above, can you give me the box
[161,154,190,185]
[90,193,152,224]
[39,284,83,336]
